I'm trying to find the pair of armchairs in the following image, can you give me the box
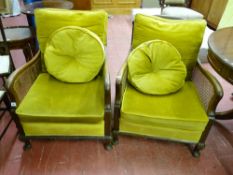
[7,9,223,157]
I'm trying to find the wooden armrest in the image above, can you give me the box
[192,61,223,117]
[102,60,112,136]
[103,60,111,110]
[6,51,42,104]
[115,59,128,107]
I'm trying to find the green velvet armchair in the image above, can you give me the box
[7,9,112,150]
[113,14,223,157]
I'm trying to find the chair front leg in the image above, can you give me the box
[113,61,128,144]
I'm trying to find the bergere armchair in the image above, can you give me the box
[113,14,223,157]
[7,9,112,150]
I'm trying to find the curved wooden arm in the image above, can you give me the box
[102,60,112,136]
[6,51,42,104]
[113,59,128,131]
[103,61,111,110]
[115,60,128,107]
[192,61,223,118]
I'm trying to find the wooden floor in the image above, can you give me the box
[0,15,233,175]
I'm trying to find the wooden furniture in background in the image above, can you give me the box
[191,0,212,18]
[91,0,142,14]
[191,0,228,29]
[0,0,10,14]
[0,56,12,141]
[69,0,91,10]
[21,0,74,27]
[208,27,233,119]
[160,0,192,8]
[0,90,12,140]
[0,1,6,12]
[0,15,36,67]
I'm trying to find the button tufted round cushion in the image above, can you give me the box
[44,26,105,83]
[128,40,187,95]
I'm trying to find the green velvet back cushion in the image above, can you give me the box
[132,14,206,79]
[128,40,187,95]
[44,26,105,83]
[35,9,108,53]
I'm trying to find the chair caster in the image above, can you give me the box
[112,139,119,145]
[104,142,113,150]
[23,141,32,151]
[191,143,205,158]
[192,150,200,158]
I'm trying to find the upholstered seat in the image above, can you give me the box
[120,83,208,142]
[16,73,104,123]
[17,73,105,137]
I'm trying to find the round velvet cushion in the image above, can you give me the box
[44,26,105,83]
[128,40,187,95]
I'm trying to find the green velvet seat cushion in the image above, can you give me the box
[133,14,206,79]
[35,9,108,52]
[16,73,104,123]
[44,26,105,83]
[121,82,208,134]
[128,40,186,95]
